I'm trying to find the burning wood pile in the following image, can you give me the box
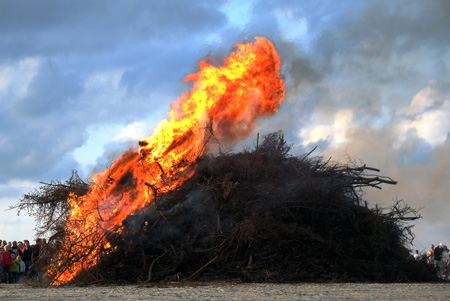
[18,132,437,285]
[85,132,434,284]
[13,37,437,285]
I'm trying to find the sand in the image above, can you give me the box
[0,282,449,300]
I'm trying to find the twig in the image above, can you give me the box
[147,250,167,282]
[145,182,158,197]
[155,161,166,179]
[188,255,219,279]
[300,146,317,162]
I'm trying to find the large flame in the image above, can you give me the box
[50,37,285,284]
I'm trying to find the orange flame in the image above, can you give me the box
[50,37,285,284]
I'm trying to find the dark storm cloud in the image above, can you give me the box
[315,0,450,82]
[0,0,227,59]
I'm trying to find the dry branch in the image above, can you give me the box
[147,251,167,282]
[188,255,219,279]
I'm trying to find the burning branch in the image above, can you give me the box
[144,182,158,198]
[155,160,166,180]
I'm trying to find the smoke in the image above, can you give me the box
[204,0,450,251]
[265,0,450,249]
[124,187,227,247]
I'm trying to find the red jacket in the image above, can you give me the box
[1,251,13,267]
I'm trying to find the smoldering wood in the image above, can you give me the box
[13,132,438,285]
[95,132,434,284]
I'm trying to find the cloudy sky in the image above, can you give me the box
[1,0,449,251]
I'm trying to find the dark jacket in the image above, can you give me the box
[434,246,444,261]
[22,247,33,261]
[32,245,41,262]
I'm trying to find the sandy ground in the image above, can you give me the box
[0,282,449,300]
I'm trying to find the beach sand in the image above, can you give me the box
[0,282,449,300]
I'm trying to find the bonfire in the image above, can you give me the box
[13,37,438,285]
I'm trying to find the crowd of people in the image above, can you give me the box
[416,242,450,279]
[0,238,50,284]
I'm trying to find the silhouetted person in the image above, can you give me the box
[434,243,444,267]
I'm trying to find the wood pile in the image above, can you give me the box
[87,132,436,284]
[14,132,438,285]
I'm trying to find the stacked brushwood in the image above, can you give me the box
[82,132,436,284]
[14,132,438,285]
